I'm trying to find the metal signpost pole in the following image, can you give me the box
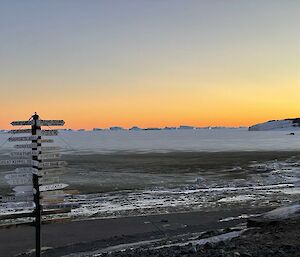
[32,113,42,257]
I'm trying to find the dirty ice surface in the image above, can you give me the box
[0,129,300,225]
[0,129,299,153]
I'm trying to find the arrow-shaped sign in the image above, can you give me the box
[11,120,33,126]
[41,189,78,198]
[8,136,38,142]
[39,139,54,143]
[6,177,32,186]
[10,129,32,134]
[0,159,32,166]
[39,130,58,136]
[5,172,32,180]
[14,143,38,149]
[1,202,35,209]
[37,161,67,169]
[39,183,68,192]
[10,151,41,157]
[0,195,33,203]
[14,190,35,196]
[15,167,35,173]
[38,153,61,160]
[41,198,65,204]
[39,146,60,152]
[32,168,63,176]
[41,203,79,210]
[39,177,59,184]
[13,185,34,193]
[37,120,65,126]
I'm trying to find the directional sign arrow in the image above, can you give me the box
[39,183,68,192]
[39,177,59,184]
[32,168,63,176]
[11,120,33,126]
[14,190,34,196]
[38,161,67,169]
[13,185,33,193]
[15,167,35,173]
[6,177,32,186]
[0,195,33,203]
[10,151,32,158]
[40,198,64,204]
[38,153,61,160]
[10,150,41,157]
[14,143,38,149]
[41,203,79,210]
[8,136,38,142]
[10,129,32,134]
[1,202,35,209]
[39,130,58,136]
[40,190,65,197]
[39,146,60,152]
[0,159,32,166]
[37,120,65,126]
[39,139,54,143]
[41,189,78,198]
[5,172,32,180]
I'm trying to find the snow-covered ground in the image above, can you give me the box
[249,118,300,131]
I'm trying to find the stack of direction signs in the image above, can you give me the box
[0,113,79,257]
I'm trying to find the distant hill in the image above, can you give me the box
[249,118,300,131]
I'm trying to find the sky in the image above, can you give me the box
[0,1,300,129]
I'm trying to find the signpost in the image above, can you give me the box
[0,113,74,257]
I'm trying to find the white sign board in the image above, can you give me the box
[10,151,32,157]
[39,183,68,192]
[40,139,54,143]
[32,169,64,176]
[6,177,32,186]
[40,130,58,136]
[11,120,33,126]
[5,172,32,180]
[40,189,65,197]
[38,161,67,168]
[8,136,38,142]
[10,129,32,134]
[38,153,61,160]
[15,167,35,173]
[39,146,60,151]
[37,120,65,126]
[15,143,38,149]
[14,190,35,196]
[42,203,79,210]
[0,195,33,202]
[13,185,33,193]
[0,159,32,166]
[39,177,59,184]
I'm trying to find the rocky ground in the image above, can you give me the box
[95,204,300,257]
[95,220,300,257]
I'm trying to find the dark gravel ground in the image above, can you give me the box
[97,219,300,257]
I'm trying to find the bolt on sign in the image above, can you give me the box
[0,113,78,257]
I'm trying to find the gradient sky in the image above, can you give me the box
[0,1,300,129]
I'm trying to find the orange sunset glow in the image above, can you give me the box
[1,1,300,129]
